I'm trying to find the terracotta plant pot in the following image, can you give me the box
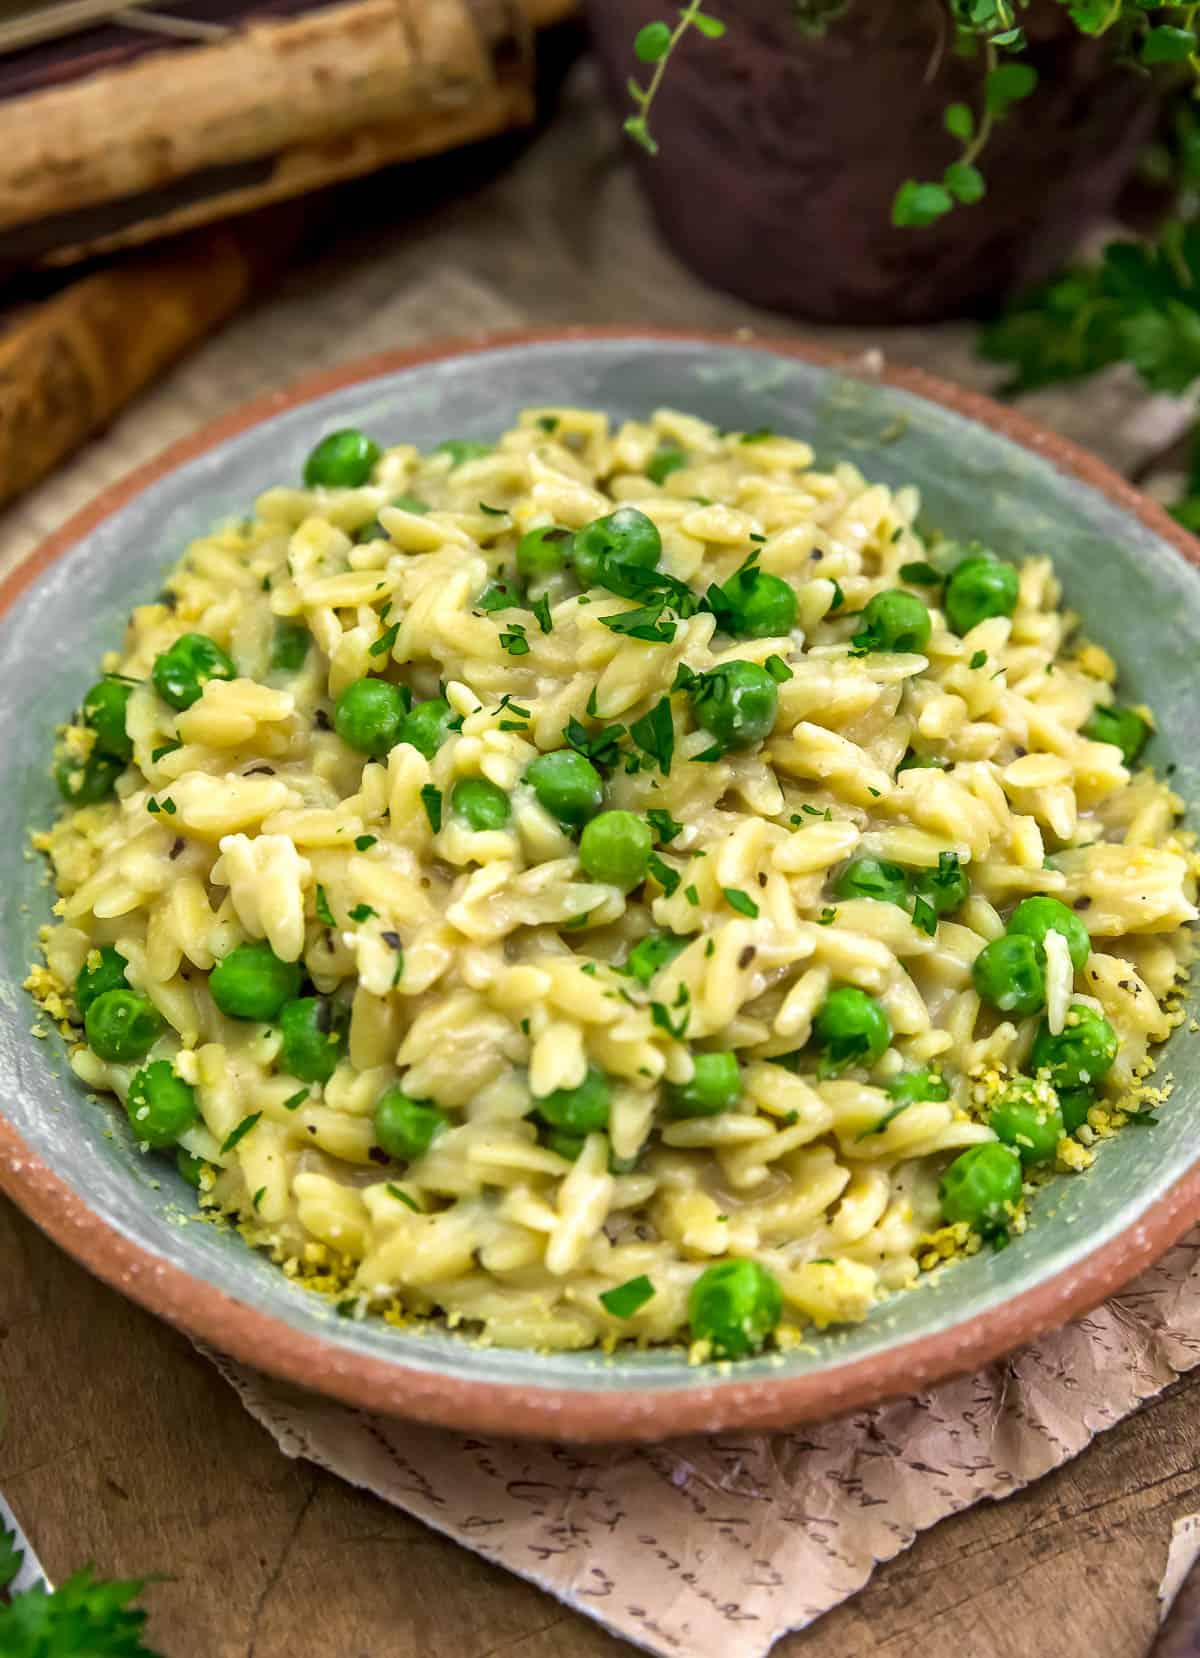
[584,0,1163,323]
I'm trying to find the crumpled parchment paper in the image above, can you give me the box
[207,1229,1200,1658]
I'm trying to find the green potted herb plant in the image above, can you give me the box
[585,1,1195,323]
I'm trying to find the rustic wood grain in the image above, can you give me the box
[2,54,1195,1658]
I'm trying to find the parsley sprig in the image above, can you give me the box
[0,1529,161,1657]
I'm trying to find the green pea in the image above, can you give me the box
[988,1077,1063,1165]
[270,619,310,673]
[303,428,381,488]
[939,1142,1022,1232]
[334,679,410,758]
[944,555,1019,635]
[435,439,492,468]
[543,1126,586,1162]
[719,568,798,640]
[526,749,604,827]
[1007,895,1090,973]
[911,852,969,916]
[1030,1004,1118,1091]
[399,696,456,762]
[125,1059,198,1149]
[152,633,236,711]
[76,945,129,1018]
[571,506,662,590]
[646,442,687,485]
[516,525,572,581]
[374,1086,449,1161]
[578,810,653,890]
[667,1052,741,1118]
[887,1066,950,1105]
[690,660,779,752]
[971,934,1046,1017]
[209,942,302,1022]
[856,589,932,654]
[279,996,346,1084]
[176,1148,206,1188]
[56,749,125,805]
[688,1259,782,1359]
[897,749,945,773]
[81,679,133,761]
[625,931,689,986]
[534,1064,610,1134]
[1058,1088,1094,1135]
[85,988,163,1063]
[1082,703,1149,768]
[452,777,511,831]
[833,857,910,908]
[812,986,891,1075]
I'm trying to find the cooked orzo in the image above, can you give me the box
[30,406,1197,1359]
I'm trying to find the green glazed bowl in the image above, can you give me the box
[2,329,1197,1442]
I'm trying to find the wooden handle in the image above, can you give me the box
[0,206,303,508]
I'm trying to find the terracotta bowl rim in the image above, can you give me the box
[4,323,1199,1442]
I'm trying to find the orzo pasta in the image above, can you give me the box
[29,407,1197,1360]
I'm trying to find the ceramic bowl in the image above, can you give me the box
[2,329,1198,1442]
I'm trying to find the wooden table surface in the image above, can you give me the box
[3,46,1196,1658]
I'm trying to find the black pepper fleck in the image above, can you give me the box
[168,837,185,860]
[243,764,275,777]
[737,946,757,969]
[381,931,402,950]
[314,708,332,730]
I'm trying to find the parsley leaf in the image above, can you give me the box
[530,593,553,635]
[563,715,626,771]
[900,560,943,585]
[221,1111,262,1155]
[348,902,377,922]
[911,894,939,936]
[647,852,680,896]
[829,579,845,612]
[368,621,400,657]
[629,695,675,775]
[387,1183,421,1211]
[283,1088,309,1110]
[969,650,987,669]
[855,1101,911,1141]
[498,622,530,656]
[420,784,443,832]
[354,834,377,851]
[599,1274,655,1317]
[722,887,759,918]
[646,807,683,843]
[315,884,335,927]
[650,998,690,1038]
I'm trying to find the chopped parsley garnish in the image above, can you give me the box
[684,884,700,906]
[283,1088,309,1110]
[646,807,683,843]
[599,602,678,643]
[151,740,181,762]
[647,853,680,897]
[911,895,938,936]
[764,654,793,683]
[530,593,553,635]
[722,887,759,919]
[368,621,400,657]
[969,650,987,669]
[829,579,845,612]
[564,715,626,771]
[221,1111,262,1155]
[420,784,443,832]
[315,884,335,927]
[900,561,943,585]
[536,415,559,433]
[599,1274,655,1318]
[478,584,517,613]
[354,834,377,851]
[650,998,690,1038]
[348,903,377,922]
[146,796,177,815]
[499,621,530,656]
[252,1186,266,1210]
[740,427,774,444]
[387,1183,421,1211]
[629,695,675,775]
[817,906,838,925]
[478,501,506,516]
[495,693,531,719]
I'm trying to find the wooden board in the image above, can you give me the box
[1,56,1193,1658]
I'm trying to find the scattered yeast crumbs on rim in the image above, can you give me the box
[27,406,1198,1361]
